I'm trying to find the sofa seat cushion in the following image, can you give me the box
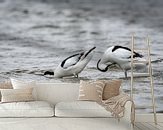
[0,101,54,117]
[55,101,112,117]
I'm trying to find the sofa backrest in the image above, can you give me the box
[35,83,79,105]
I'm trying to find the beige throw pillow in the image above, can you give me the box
[78,80,105,102]
[0,81,13,101]
[0,81,13,89]
[1,88,34,103]
[102,79,122,100]
[10,78,37,100]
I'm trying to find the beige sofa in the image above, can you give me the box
[0,82,133,130]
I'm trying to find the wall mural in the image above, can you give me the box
[0,0,163,113]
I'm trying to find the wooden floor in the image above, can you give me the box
[134,122,163,130]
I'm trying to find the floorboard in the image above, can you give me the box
[158,123,163,128]
[133,123,141,130]
[135,122,150,130]
[135,122,163,130]
[150,123,163,130]
[144,122,160,130]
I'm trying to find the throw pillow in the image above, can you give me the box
[78,80,105,102]
[1,88,34,103]
[10,78,37,100]
[0,81,13,89]
[102,79,122,100]
[0,81,13,101]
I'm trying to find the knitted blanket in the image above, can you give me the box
[98,93,135,124]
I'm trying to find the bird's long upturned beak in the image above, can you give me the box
[90,46,96,51]
[84,47,96,58]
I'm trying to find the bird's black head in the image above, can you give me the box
[44,71,54,75]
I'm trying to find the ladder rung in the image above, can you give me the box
[135,105,158,109]
[132,73,150,77]
[133,60,149,63]
[134,48,149,51]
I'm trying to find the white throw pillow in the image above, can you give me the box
[10,78,37,100]
[55,101,112,117]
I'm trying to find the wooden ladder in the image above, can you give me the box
[130,34,157,125]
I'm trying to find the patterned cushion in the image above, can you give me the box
[1,88,34,103]
[78,80,105,102]
[0,81,13,101]
[0,81,12,89]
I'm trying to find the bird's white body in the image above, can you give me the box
[54,47,95,78]
[98,45,147,77]
[100,46,131,65]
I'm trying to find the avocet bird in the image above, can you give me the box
[97,45,146,78]
[44,47,96,78]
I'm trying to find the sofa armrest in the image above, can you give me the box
[119,90,134,123]
[122,101,132,123]
[119,101,134,130]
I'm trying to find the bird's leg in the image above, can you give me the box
[124,71,128,79]
[73,73,79,78]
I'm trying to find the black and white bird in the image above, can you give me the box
[44,47,96,78]
[97,45,146,78]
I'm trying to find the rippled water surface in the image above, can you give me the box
[0,0,163,113]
